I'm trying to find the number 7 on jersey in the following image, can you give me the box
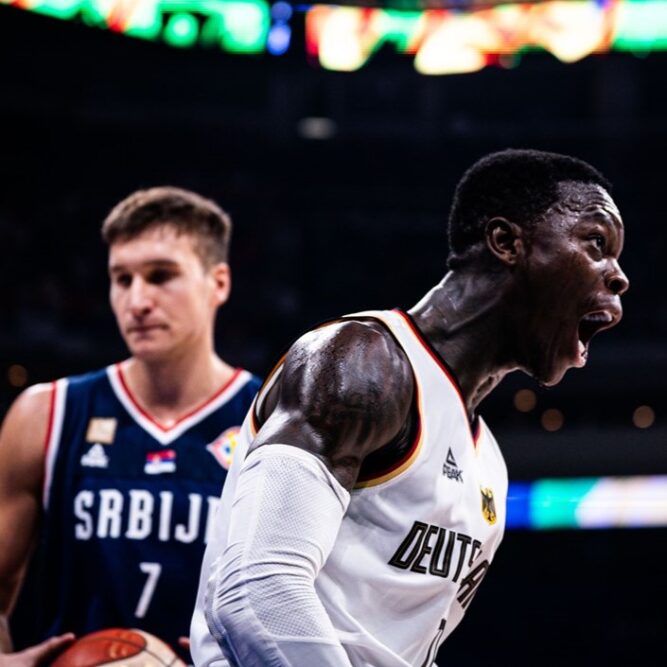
[135,562,162,618]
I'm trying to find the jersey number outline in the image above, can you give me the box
[135,562,162,618]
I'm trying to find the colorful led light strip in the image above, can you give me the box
[0,0,272,53]
[4,0,667,70]
[306,0,667,73]
[507,476,667,530]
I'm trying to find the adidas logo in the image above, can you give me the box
[443,448,463,482]
[81,443,109,469]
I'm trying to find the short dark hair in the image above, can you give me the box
[447,148,611,269]
[102,186,232,265]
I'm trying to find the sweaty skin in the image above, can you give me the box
[254,320,415,489]
[257,182,628,490]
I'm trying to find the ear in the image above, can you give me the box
[210,262,231,307]
[484,217,524,267]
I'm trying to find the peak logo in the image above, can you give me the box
[443,448,463,483]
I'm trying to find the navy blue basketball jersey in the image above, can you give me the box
[10,363,260,659]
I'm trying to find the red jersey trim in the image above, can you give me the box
[44,381,57,453]
[115,363,243,432]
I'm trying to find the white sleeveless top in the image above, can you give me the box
[191,309,508,667]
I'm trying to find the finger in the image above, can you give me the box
[19,633,75,663]
[177,636,191,650]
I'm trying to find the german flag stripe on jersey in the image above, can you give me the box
[354,378,424,489]
[249,355,286,437]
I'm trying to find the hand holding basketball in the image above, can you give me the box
[0,634,74,667]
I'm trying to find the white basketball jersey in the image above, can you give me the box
[191,309,508,667]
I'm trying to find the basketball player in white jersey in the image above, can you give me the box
[191,149,629,667]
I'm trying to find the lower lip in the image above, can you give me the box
[129,326,163,335]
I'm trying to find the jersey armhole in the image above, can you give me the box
[354,375,423,490]
[334,313,424,490]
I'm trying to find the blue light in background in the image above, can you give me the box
[267,23,291,54]
[506,482,532,529]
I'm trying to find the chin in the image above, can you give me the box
[127,342,171,362]
[525,358,569,388]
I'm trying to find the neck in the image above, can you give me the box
[121,345,234,423]
[408,269,517,418]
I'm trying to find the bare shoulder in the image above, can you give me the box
[254,319,414,488]
[283,318,412,408]
[0,383,53,484]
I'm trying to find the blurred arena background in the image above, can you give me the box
[1,0,666,663]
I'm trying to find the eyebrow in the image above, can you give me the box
[108,259,181,274]
[580,206,622,229]
[579,207,625,254]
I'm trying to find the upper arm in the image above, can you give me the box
[252,321,414,490]
[0,384,51,618]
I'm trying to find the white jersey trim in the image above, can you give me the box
[107,364,253,446]
[43,378,68,510]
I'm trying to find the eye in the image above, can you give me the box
[147,269,175,285]
[114,273,132,288]
[589,234,606,253]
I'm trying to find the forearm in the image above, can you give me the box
[204,445,353,667]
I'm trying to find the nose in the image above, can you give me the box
[128,277,154,315]
[606,260,629,296]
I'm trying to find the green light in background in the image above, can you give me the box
[530,478,598,529]
[219,1,269,53]
[614,0,667,51]
[163,12,199,47]
[17,0,82,20]
[371,10,422,55]
[2,0,270,53]
[162,0,269,52]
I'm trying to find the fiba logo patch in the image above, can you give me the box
[207,427,241,470]
[480,487,497,525]
[85,417,117,444]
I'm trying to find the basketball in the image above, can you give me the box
[50,628,186,666]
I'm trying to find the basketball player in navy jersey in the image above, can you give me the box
[0,187,261,665]
[191,149,629,667]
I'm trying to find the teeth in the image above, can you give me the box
[582,312,612,323]
[576,340,587,367]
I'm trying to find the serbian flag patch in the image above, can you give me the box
[144,449,177,475]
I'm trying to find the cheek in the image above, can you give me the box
[109,290,123,317]
[172,287,209,322]
[535,252,586,298]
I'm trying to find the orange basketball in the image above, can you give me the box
[50,628,186,666]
